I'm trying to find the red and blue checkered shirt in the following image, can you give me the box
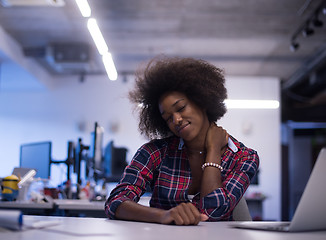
[105,135,259,221]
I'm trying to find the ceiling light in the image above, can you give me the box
[87,18,108,55]
[224,100,280,109]
[290,42,300,52]
[75,0,91,18]
[290,2,325,52]
[302,25,314,37]
[102,52,118,81]
[87,18,119,81]
[312,16,323,27]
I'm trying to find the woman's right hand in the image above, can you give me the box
[205,123,228,155]
[159,202,208,225]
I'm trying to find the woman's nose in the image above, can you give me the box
[173,113,182,125]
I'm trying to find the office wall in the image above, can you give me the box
[221,77,281,221]
[0,74,280,220]
[0,74,147,176]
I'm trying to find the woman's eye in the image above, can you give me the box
[178,105,185,112]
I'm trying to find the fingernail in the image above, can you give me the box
[201,214,209,221]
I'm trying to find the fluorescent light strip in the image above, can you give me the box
[75,0,91,17]
[87,18,108,55]
[78,3,119,81]
[102,52,118,81]
[224,100,280,109]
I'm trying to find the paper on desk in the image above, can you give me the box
[23,217,61,229]
[0,209,23,230]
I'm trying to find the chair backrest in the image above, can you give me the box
[233,197,252,221]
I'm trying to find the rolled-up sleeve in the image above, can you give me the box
[105,144,161,219]
[199,148,259,220]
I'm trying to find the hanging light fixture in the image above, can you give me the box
[75,0,119,81]
[290,1,326,52]
[312,14,323,27]
[302,22,315,37]
[75,0,91,18]
[290,41,300,52]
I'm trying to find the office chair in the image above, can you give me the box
[233,197,252,221]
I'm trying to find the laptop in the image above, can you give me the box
[231,147,326,232]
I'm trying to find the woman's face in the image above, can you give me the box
[159,91,209,143]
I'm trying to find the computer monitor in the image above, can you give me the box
[103,141,128,181]
[20,141,52,179]
[89,122,104,178]
[66,141,75,180]
[74,138,89,183]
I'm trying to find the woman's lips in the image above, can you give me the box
[177,122,190,133]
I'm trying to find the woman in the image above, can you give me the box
[105,56,259,225]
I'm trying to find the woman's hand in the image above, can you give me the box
[159,202,208,225]
[205,123,229,154]
[200,124,227,198]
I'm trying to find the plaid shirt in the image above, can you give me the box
[105,135,259,221]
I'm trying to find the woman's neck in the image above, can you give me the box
[184,120,210,153]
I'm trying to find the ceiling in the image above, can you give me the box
[0,0,326,121]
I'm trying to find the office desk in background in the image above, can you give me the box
[54,199,106,217]
[0,201,54,216]
[0,200,106,218]
[0,197,151,218]
[0,215,325,240]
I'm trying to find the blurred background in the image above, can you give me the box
[0,0,325,221]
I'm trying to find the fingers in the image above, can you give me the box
[206,124,229,150]
[201,214,209,222]
[165,203,205,226]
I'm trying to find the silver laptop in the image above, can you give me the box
[231,147,326,232]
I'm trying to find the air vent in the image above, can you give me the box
[45,43,92,74]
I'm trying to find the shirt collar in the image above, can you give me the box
[178,138,184,150]
[228,138,238,152]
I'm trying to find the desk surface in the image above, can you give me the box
[53,199,105,210]
[0,201,53,209]
[0,215,325,240]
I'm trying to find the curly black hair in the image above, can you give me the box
[129,56,227,140]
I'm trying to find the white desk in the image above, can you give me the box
[0,215,325,240]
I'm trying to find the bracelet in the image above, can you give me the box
[202,162,223,171]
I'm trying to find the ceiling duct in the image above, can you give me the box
[0,0,65,7]
[45,43,92,74]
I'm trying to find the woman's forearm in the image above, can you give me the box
[200,149,223,198]
[115,200,165,223]
[115,200,206,225]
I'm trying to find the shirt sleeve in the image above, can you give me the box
[104,143,161,219]
[199,147,259,221]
